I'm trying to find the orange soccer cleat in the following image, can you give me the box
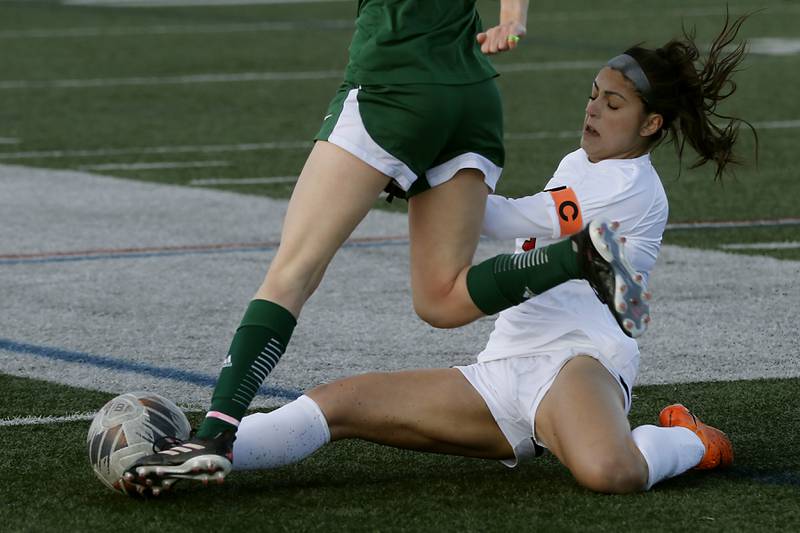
[658,404,734,470]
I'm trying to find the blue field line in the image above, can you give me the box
[0,338,302,401]
[0,237,410,266]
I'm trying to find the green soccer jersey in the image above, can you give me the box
[344,0,498,85]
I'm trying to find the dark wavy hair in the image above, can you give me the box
[625,13,758,180]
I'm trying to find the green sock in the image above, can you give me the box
[466,239,582,316]
[197,299,296,438]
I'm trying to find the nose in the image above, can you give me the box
[586,98,600,117]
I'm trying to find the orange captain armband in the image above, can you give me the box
[548,186,583,236]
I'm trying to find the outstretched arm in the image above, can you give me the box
[477,0,529,55]
[482,193,555,240]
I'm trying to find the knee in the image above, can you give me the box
[305,374,375,437]
[414,301,462,329]
[412,287,465,329]
[570,453,648,494]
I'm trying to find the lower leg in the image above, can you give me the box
[631,424,705,489]
[408,174,608,327]
[233,395,331,470]
[198,142,389,438]
[230,369,513,471]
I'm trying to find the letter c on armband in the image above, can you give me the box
[548,187,583,236]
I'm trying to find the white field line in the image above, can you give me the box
[666,218,800,230]
[54,2,800,16]
[190,176,297,185]
[0,121,796,162]
[4,8,792,41]
[79,160,230,171]
[0,137,19,144]
[0,61,606,90]
[0,409,204,426]
[64,0,348,6]
[0,412,96,426]
[0,20,354,39]
[0,70,345,90]
[0,141,309,160]
[721,241,800,250]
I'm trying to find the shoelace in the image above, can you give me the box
[152,435,186,453]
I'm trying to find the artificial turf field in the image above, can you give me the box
[1,0,799,530]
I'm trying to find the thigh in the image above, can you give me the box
[534,355,646,490]
[307,368,513,459]
[407,169,488,325]
[257,141,390,314]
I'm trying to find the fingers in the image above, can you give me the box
[476,24,526,55]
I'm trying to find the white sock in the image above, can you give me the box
[631,424,705,490]
[232,394,331,471]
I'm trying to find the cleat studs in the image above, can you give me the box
[156,467,164,476]
[611,221,620,230]
[619,236,627,244]
[643,291,652,301]
[643,315,651,324]
[152,487,161,497]
[623,319,635,331]
[145,479,153,487]
[634,273,643,283]
[123,472,133,481]
[617,302,627,312]
[630,298,639,306]
[619,284,627,293]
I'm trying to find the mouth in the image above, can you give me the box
[584,123,600,137]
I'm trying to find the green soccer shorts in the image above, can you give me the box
[315,79,505,198]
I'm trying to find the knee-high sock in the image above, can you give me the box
[232,395,331,471]
[466,239,581,315]
[197,299,296,439]
[632,424,705,490]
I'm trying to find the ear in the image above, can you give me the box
[640,113,663,137]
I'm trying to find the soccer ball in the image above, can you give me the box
[86,391,191,494]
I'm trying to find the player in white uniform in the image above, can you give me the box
[127,15,756,495]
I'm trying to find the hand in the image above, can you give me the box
[476,22,527,55]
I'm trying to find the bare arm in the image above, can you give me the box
[476,0,530,55]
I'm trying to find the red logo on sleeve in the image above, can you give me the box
[522,238,537,251]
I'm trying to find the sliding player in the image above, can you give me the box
[126,13,756,495]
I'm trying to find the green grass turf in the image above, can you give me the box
[0,1,797,235]
[0,2,797,527]
[664,225,800,261]
[1,373,799,532]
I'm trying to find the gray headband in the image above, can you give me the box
[607,54,652,101]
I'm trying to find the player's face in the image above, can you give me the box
[581,67,658,162]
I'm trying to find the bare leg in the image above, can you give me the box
[534,356,649,493]
[407,169,488,328]
[307,368,514,459]
[255,141,390,317]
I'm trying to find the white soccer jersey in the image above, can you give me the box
[478,148,669,366]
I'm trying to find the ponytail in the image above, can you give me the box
[625,13,758,180]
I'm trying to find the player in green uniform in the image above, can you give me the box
[125,0,648,494]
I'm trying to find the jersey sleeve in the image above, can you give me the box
[481,187,584,240]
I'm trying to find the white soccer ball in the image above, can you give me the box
[86,391,191,494]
